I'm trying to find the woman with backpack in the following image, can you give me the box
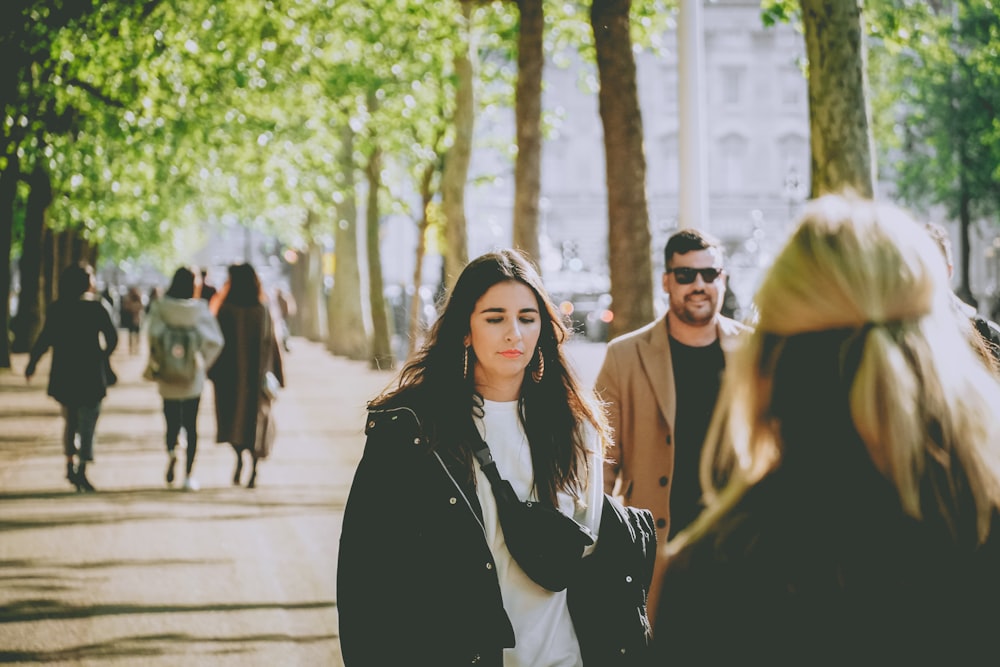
[145,267,224,491]
[208,262,284,488]
[25,262,118,492]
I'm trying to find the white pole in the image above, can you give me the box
[678,0,709,231]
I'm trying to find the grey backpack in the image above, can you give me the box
[150,324,200,384]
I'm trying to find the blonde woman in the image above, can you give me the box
[651,194,1000,664]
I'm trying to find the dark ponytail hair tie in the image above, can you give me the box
[839,322,877,382]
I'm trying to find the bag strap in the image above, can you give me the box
[470,434,506,489]
[469,430,524,506]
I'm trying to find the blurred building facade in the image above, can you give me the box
[379,0,809,315]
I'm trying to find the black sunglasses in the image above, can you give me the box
[667,267,723,284]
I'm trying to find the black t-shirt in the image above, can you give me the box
[668,335,725,539]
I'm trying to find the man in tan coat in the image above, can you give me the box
[595,228,751,625]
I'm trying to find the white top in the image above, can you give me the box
[474,399,604,667]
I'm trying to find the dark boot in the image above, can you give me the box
[247,455,258,489]
[75,462,96,492]
[66,460,81,491]
[233,450,244,486]
[166,451,177,484]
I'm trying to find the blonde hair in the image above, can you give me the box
[676,194,1000,554]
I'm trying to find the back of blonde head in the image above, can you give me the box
[693,194,1000,549]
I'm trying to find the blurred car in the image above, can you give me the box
[584,293,614,342]
[546,270,613,343]
[552,291,613,342]
[385,284,440,360]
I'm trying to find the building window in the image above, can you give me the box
[661,133,678,193]
[781,66,805,107]
[720,66,744,106]
[717,133,749,193]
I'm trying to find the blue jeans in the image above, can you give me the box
[62,402,102,462]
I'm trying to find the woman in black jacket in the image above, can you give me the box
[338,249,654,666]
[25,263,118,492]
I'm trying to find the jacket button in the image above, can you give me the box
[413,437,421,445]
[449,497,457,505]
[620,648,627,655]
[471,654,481,664]
[659,476,668,486]
[367,420,375,429]
[486,562,493,570]
[625,575,632,583]
[656,518,666,529]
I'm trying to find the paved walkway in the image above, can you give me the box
[0,337,390,666]
[0,335,607,666]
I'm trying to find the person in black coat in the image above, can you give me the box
[338,249,655,666]
[26,262,118,492]
[651,194,1000,665]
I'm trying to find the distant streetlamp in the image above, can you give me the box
[783,165,806,224]
[726,209,768,324]
[244,225,253,264]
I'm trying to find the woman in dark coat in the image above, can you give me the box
[338,250,657,666]
[25,262,118,492]
[208,263,284,488]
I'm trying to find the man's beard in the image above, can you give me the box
[672,292,718,326]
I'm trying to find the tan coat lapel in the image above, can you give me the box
[637,314,675,430]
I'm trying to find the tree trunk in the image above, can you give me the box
[43,226,55,305]
[328,124,368,360]
[441,0,475,291]
[800,0,875,197]
[957,169,976,307]
[408,162,437,359]
[591,0,654,339]
[11,165,51,353]
[512,0,543,268]
[0,151,18,369]
[365,146,394,371]
[299,210,327,343]
[289,254,308,334]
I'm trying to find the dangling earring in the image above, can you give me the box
[463,345,469,379]
[532,348,545,383]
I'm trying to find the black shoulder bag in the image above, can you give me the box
[471,435,595,592]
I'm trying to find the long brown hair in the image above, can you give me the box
[165,266,201,300]
[372,249,610,505]
[210,262,264,314]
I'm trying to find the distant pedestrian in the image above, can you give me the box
[200,268,217,303]
[145,267,224,491]
[120,285,144,355]
[652,194,1000,665]
[100,286,118,326]
[272,287,296,352]
[209,263,284,488]
[25,262,118,492]
[145,285,162,314]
